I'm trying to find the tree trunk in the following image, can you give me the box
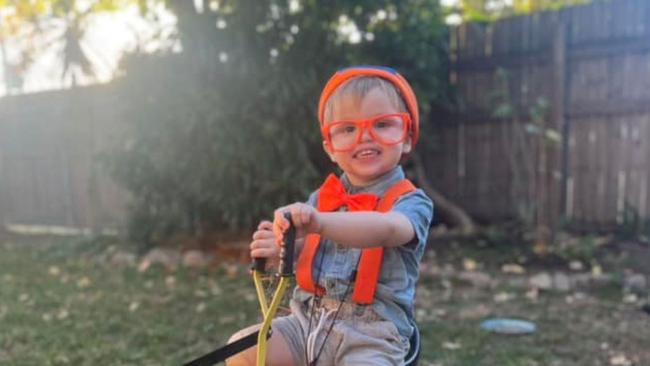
[410,152,476,236]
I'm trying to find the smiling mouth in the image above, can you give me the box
[353,148,381,158]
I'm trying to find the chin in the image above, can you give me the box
[347,166,393,184]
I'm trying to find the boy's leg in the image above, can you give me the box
[335,319,410,366]
[224,323,294,366]
[225,311,306,366]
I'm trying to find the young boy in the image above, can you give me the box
[227,66,433,366]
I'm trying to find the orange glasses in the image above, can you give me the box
[321,113,411,152]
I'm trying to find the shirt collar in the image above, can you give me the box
[340,166,405,196]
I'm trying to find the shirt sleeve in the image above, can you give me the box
[391,188,434,253]
[305,190,319,207]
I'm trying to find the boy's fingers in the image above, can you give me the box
[290,207,303,229]
[250,239,274,250]
[300,206,311,226]
[250,248,277,258]
[274,209,289,229]
[252,230,274,240]
[258,220,273,230]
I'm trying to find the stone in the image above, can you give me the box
[506,277,528,288]
[529,272,552,290]
[572,273,592,287]
[110,251,136,268]
[182,250,213,269]
[457,271,494,288]
[458,304,491,320]
[553,272,572,292]
[569,260,584,271]
[138,248,181,272]
[624,273,647,294]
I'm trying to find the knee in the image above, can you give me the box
[224,328,258,366]
[227,328,249,344]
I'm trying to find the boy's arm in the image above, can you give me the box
[317,211,414,248]
[275,190,433,250]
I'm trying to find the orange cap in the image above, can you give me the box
[318,66,420,149]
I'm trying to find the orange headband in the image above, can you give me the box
[318,66,420,149]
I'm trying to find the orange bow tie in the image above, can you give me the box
[318,174,378,212]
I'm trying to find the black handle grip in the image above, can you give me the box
[252,257,267,273]
[279,212,295,277]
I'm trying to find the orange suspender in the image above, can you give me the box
[295,179,417,304]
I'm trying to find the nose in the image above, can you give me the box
[359,125,373,142]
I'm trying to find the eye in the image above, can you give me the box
[331,123,357,135]
[375,120,390,128]
[374,118,399,129]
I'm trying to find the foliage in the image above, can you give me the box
[616,201,650,244]
[552,234,599,263]
[107,0,449,245]
[449,0,597,22]
[488,68,558,229]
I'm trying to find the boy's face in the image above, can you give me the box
[323,87,412,187]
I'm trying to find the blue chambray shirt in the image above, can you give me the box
[293,165,434,338]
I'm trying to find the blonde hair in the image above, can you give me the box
[322,76,407,122]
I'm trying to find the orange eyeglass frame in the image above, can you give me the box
[318,66,420,150]
[321,112,412,152]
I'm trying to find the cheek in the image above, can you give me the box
[333,151,352,162]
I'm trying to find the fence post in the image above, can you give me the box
[550,13,570,242]
[0,144,6,235]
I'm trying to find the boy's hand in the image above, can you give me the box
[273,203,321,245]
[249,220,280,266]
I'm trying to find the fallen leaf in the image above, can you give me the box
[165,275,176,288]
[416,308,427,322]
[196,302,206,313]
[525,287,539,301]
[502,264,526,274]
[54,354,70,364]
[462,258,477,271]
[57,309,69,320]
[442,341,461,350]
[610,354,632,366]
[494,292,515,303]
[622,294,638,304]
[591,264,603,277]
[244,293,256,302]
[226,264,239,278]
[218,315,236,324]
[49,266,61,276]
[434,309,448,318]
[129,302,140,312]
[458,304,490,320]
[77,277,91,288]
[210,284,222,296]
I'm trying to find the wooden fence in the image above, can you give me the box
[0,84,128,231]
[425,0,650,230]
[3,0,650,232]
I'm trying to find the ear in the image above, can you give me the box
[322,140,336,162]
[402,137,412,154]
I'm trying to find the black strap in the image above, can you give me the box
[183,329,271,366]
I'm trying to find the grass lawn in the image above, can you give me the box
[1,236,649,365]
